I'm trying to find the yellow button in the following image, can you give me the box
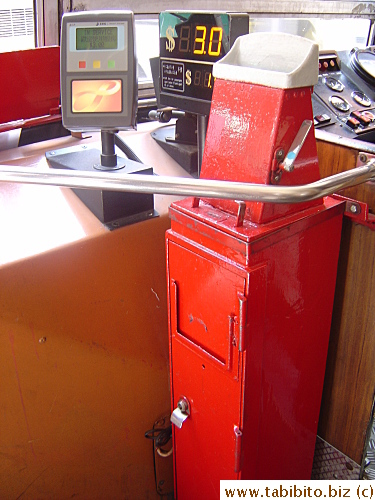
[93,60,101,69]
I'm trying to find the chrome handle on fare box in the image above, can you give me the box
[280,119,313,173]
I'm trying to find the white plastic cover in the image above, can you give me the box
[213,32,319,89]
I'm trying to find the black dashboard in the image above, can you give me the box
[312,47,375,143]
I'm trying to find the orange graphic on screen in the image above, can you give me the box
[72,80,122,113]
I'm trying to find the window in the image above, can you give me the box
[249,18,370,51]
[136,17,159,83]
[0,0,34,53]
[135,17,159,103]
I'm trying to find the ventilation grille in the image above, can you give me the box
[0,8,34,38]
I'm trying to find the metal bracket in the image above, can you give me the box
[357,152,375,168]
[192,197,200,208]
[330,152,375,230]
[270,148,284,184]
[238,293,247,352]
[234,426,243,473]
[235,201,246,227]
[333,194,375,229]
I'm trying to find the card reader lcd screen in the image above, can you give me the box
[76,27,118,50]
[72,80,122,113]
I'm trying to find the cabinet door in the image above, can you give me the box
[167,241,247,499]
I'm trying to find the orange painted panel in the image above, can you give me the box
[0,123,182,498]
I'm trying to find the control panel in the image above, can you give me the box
[312,50,375,142]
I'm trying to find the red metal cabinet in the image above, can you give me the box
[168,241,246,495]
[166,196,344,498]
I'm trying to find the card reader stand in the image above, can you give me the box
[150,113,198,175]
[51,10,153,229]
[46,130,156,230]
[149,56,198,175]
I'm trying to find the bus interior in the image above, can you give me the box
[0,1,374,498]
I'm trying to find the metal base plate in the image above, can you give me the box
[151,125,198,175]
[311,436,360,480]
[362,410,375,480]
[46,144,137,171]
[45,144,157,229]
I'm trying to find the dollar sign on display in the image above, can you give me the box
[186,70,191,86]
[166,26,175,52]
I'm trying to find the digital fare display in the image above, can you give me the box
[76,27,118,50]
[159,12,248,111]
[72,80,122,113]
[160,13,229,62]
[159,12,232,105]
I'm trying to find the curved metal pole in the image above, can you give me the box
[0,161,374,204]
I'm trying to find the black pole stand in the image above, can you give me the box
[45,129,156,229]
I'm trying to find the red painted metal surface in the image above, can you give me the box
[200,80,322,224]
[166,197,344,497]
[0,47,61,128]
[166,44,345,497]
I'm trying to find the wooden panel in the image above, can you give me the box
[316,139,375,464]
[318,219,375,464]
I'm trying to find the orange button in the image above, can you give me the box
[93,60,101,69]
[79,61,86,69]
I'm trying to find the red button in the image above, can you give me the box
[79,61,86,69]
[347,117,360,129]
[351,110,371,125]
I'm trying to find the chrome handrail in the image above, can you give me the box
[0,160,373,204]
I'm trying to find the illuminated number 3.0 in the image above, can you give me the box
[193,26,223,56]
